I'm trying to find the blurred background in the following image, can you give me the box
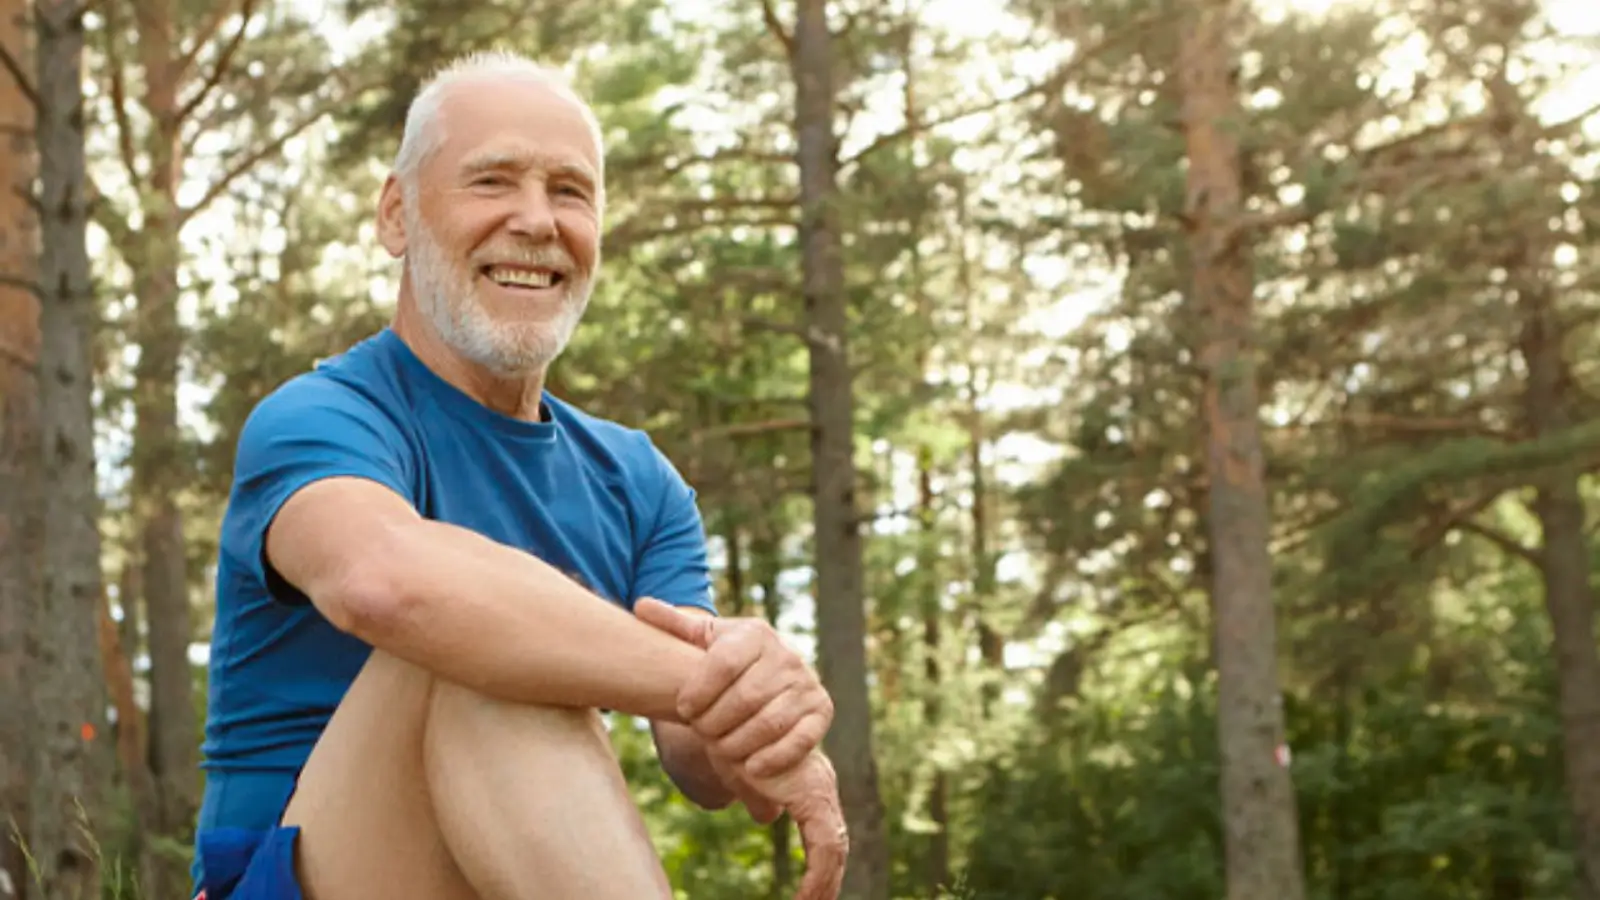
[3,0,1600,898]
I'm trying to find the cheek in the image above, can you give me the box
[561,216,601,271]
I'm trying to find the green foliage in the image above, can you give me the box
[43,0,1600,898]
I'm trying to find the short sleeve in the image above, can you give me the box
[220,374,416,604]
[630,443,716,616]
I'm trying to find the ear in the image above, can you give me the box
[376,174,408,258]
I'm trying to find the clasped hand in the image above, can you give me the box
[635,598,847,900]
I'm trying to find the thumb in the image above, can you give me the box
[634,597,715,648]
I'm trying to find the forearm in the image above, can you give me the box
[330,514,701,722]
[653,720,736,810]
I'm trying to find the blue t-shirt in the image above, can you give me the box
[195,327,715,841]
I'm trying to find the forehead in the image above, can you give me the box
[428,78,601,177]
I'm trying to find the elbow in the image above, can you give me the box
[317,538,421,642]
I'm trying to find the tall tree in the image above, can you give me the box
[1486,29,1600,895]
[788,0,890,897]
[88,5,350,889]
[1176,1,1305,897]
[28,0,110,897]
[0,0,35,892]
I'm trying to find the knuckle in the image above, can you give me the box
[707,643,743,680]
[763,706,791,746]
[736,672,768,710]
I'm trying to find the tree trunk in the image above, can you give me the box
[955,178,1003,707]
[0,0,37,894]
[723,517,747,616]
[915,453,950,893]
[755,532,793,899]
[29,2,110,897]
[1518,282,1600,900]
[97,584,152,820]
[126,3,197,889]
[790,1,889,897]
[1175,3,1306,899]
[900,35,951,887]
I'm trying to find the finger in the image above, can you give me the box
[691,631,807,736]
[746,710,830,778]
[705,751,781,823]
[714,690,808,763]
[794,805,848,900]
[743,792,783,825]
[634,598,715,648]
[678,626,766,723]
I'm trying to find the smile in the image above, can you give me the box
[481,265,565,290]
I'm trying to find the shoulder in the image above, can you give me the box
[240,336,413,443]
[240,370,396,447]
[233,342,420,485]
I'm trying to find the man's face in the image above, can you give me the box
[400,79,603,376]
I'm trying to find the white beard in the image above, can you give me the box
[405,213,593,376]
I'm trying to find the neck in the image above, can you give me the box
[391,291,548,422]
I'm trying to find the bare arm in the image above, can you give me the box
[650,610,738,810]
[267,476,702,722]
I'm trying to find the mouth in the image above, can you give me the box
[480,264,567,292]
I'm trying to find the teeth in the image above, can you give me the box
[487,267,555,288]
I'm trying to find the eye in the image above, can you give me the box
[471,174,511,188]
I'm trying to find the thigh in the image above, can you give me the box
[280,650,478,900]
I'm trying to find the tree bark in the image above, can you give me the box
[790,1,889,897]
[899,33,951,887]
[955,178,1003,706]
[97,583,152,823]
[1518,281,1600,900]
[0,0,37,894]
[1176,3,1306,899]
[755,531,793,899]
[722,517,747,616]
[28,2,110,897]
[122,3,198,890]
[915,453,950,893]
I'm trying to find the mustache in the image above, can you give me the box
[474,243,577,272]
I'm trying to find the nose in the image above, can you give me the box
[507,184,558,243]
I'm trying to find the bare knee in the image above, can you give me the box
[423,681,672,900]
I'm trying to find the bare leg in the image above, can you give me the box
[280,650,672,900]
[425,680,673,898]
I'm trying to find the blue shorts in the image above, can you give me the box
[192,770,305,900]
[192,826,303,900]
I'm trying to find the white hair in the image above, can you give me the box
[393,50,607,201]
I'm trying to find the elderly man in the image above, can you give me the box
[191,50,848,900]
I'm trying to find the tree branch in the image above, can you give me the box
[760,0,794,58]
[176,0,258,126]
[86,175,139,264]
[840,10,1162,174]
[100,0,143,186]
[1457,520,1540,568]
[604,215,795,251]
[741,315,819,345]
[0,37,38,109]
[175,0,241,80]
[697,418,812,441]
[650,147,793,178]
[1339,412,1511,441]
[0,272,42,299]
[178,92,337,226]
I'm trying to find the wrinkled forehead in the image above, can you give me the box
[429,77,603,178]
